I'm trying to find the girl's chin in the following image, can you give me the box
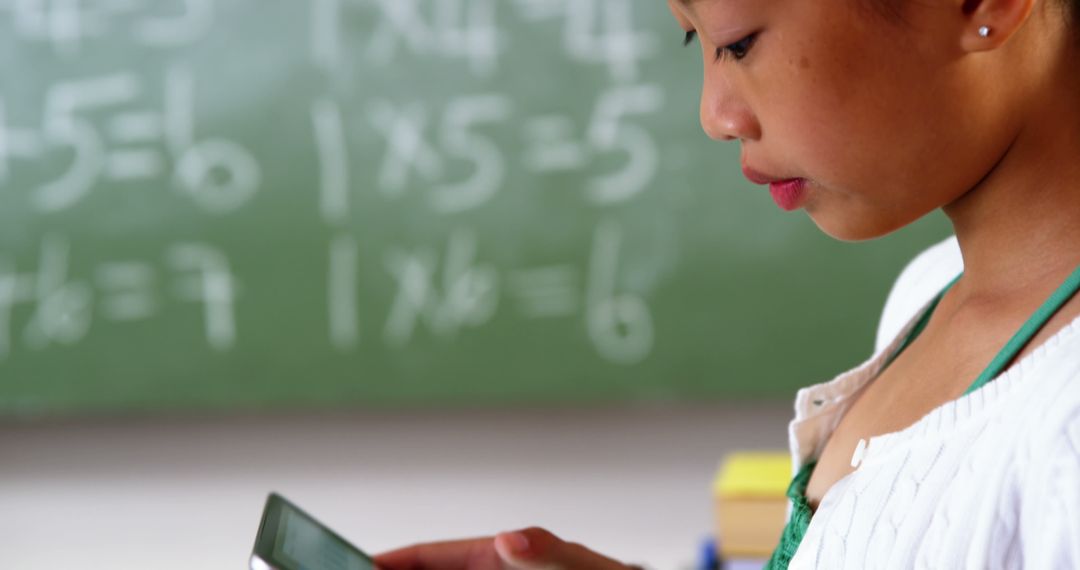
[807,208,908,243]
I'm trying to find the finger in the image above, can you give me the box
[374,536,497,570]
[493,528,629,570]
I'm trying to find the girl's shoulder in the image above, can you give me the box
[874,236,963,354]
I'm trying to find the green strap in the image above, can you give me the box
[883,273,963,370]
[964,262,1080,395]
[765,461,817,570]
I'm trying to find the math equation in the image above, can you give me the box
[0,0,691,380]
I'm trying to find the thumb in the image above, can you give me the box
[492,527,630,570]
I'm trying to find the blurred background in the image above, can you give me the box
[0,0,950,568]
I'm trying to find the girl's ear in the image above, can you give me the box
[957,0,1038,52]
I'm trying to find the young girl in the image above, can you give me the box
[374,0,1080,567]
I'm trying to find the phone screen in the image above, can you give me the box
[253,493,375,570]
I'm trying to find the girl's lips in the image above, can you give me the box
[769,179,808,211]
[741,165,808,211]
[741,165,787,185]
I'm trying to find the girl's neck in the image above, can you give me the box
[943,61,1080,300]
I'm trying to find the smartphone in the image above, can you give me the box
[251,493,377,570]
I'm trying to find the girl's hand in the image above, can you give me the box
[373,526,637,570]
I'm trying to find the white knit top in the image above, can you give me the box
[786,236,1080,569]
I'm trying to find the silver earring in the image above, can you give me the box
[978,26,991,37]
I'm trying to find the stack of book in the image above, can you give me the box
[712,452,791,570]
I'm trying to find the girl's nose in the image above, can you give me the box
[700,78,761,142]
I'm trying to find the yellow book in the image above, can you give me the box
[714,452,792,499]
[713,452,791,558]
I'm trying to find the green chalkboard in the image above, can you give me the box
[0,0,951,416]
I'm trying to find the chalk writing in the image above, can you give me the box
[21,235,94,350]
[168,243,239,351]
[322,220,653,365]
[512,0,657,82]
[328,233,360,350]
[0,237,240,358]
[95,261,157,322]
[310,0,500,76]
[0,0,216,54]
[508,265,580,319]
[586,220,654,365]
[3,0,677,388]
[382,229,499,346]
[1,67,261,214]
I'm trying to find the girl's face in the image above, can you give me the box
[669,0,1021,241]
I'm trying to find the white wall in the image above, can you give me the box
[1,403,791,570]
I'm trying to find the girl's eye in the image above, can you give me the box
[682,30,758,64]
[716,33,757,62]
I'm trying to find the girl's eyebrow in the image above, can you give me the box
[673,0,700,14]
[675,0,714,8]
[674,0,698,13]
[674,1,744,33]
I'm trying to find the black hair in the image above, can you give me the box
[869,0,1079,28]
